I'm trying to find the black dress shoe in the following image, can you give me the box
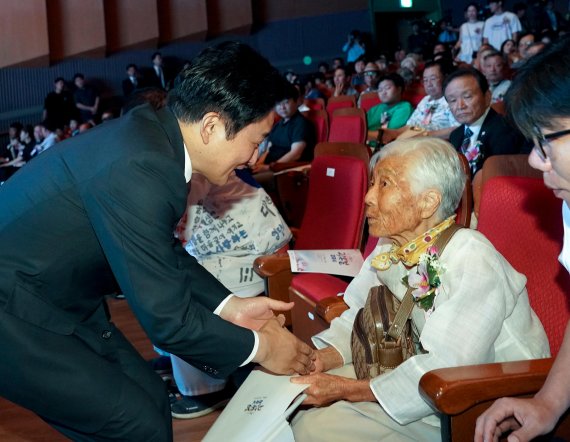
[170,387,234,419]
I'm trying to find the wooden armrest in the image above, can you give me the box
[419,358,553,416]
[253,253,290,278]
[270,161,310,173]
[253,253,294,325]
[315,296,349,324]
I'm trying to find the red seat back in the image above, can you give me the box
[326,94,356,121]
[303,110,329,144]
[304,98,325,111]
[477,176,570,356]
[328,108,367,144]
[295,155,368,251]
[359,91,381,112]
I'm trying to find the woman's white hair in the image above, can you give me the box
[370,138,466,220]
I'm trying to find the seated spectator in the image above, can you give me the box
[511,32,536,68]
[382,60,459,143]
[18,125,35,160]
[351,56,367,87]
[304,76,325,100]
[164,169,293,419]
[289,137,549,441]
[444,68,525,176]
[0,122,24,181]
[367,73,413,142]
[481,50,511,103]
[499,38,519,67]
[30,121,58,156]
[360,62,381,94]
[473,43,495,71]
[252,83,316,172]
[73,73,99,124]
[68,119,80,137]
[332,66,358,97]
[332,57,344,71]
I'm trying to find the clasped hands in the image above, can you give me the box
[219,296,316,375]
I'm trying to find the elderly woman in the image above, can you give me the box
[290,138,549,441]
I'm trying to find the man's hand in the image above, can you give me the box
[474,397,559,442]
[219,295,294,331]
[291,373,373,406]
[254,316,315,375]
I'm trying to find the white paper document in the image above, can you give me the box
[288,249,364,277]
[203,370,309,442]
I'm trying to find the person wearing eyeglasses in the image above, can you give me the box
[475,36,570,442]
[381,60,459,145]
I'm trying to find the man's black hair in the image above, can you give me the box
[379,73,405,92]
[443,67,489,96]
[126,63,137,70]
[506,36,570,139]
[423,59,454,77]
[54,77,65,83]
[168,41,288,140]
[73,73,84,81]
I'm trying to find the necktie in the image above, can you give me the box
[460,127,473,155]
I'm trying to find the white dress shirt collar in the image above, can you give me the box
[183,143,192,183]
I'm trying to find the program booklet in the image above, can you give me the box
[287,249,364,277]
[203,370,308,442]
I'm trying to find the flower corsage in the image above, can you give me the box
[402,246,446,312]
[464,140,482,164]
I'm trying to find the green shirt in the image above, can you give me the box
[367,101,413,130]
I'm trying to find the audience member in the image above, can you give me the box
[0,122,24,181]
[332,66,358,97]
[0,41,314,441]
[481,50,511,103]
[252,83,316,172]
[30,121,58,156]
[437,18,458,44]
[454,3,485,64]
[122,63,141,97]
[342,30,366,63]
[147,51,169,90]
[289,137,548,441]
[332,57,344,70]
[360,62,381,94]
[73,73,99,125]
[483,0,522,51]
[42,77,75,131]
[351,56,367,87]
[18,125,35,160]
[444,68,525,175]
[475,35,570,442]
[499,38,520,67]
[382,60,459,143]
[167,169,293,418]
[367,73,413,141]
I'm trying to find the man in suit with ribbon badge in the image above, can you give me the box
[445,67,526,176]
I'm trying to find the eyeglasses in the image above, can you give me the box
[534,127,570,161]
[363,71,378,77]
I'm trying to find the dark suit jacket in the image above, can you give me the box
[122,77,138,97]
[0,104,253,378]
[449,107,525,174]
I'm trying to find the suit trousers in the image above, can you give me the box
[0,302,172,442]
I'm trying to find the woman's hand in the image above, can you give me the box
[291,373,374,406]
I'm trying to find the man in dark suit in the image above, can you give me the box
[444,67,526,175]
[0,42,314,441]
[122,63,141,97]
[147,52,170,90]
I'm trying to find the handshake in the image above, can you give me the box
[220,295,316,375]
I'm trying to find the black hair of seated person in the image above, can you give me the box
[276,83,301,103]
[9,122,23,134]
[168,41,288,140]
[442,67,490,96]
[122,87,168,114]
[505,35,570,139]
[379,72,406,93]
[424,58,454,78]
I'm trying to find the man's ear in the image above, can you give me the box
[200,112,222,145]
[419,189,442,220]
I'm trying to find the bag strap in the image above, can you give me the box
[387,224,463,340]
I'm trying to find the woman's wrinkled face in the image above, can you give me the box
[365,155,422,241]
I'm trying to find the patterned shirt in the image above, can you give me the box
[406,95,458,131]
